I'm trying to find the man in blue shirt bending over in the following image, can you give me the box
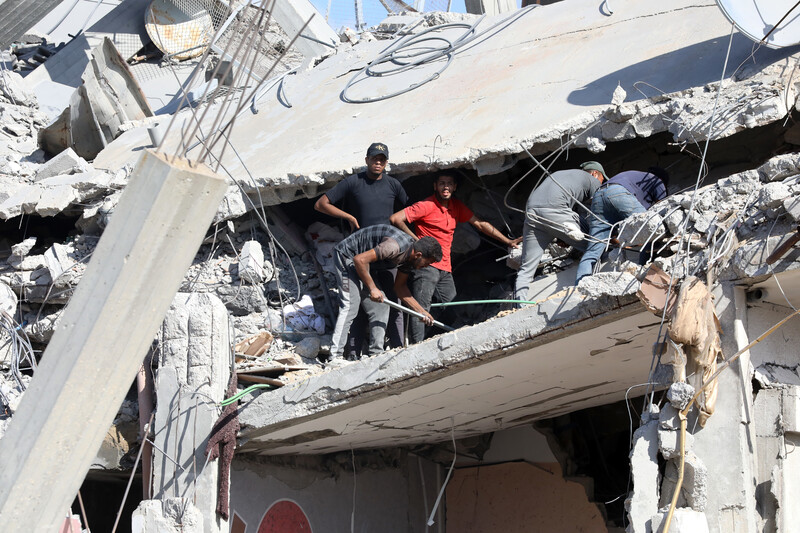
[575,167,669,283]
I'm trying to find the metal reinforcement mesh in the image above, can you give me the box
[145,0,231,60]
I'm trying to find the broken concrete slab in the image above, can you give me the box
[35,183,77,216]
[0,184,40,219]
[33,147,90,181]
[39,38,153,160]
[238,240,268,284]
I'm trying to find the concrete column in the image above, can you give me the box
[148,292,231,533]
[688,283,758,533]
[270,0,337,59]
[0,150,228,533]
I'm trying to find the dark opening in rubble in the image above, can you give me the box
[0,214,81,256]
[536,394,649,528]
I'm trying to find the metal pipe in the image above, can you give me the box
[381,299,455,332]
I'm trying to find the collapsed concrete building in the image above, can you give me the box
[2,0,800,531]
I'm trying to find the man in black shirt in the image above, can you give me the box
[315,143,409,229]
[315,143,409,354]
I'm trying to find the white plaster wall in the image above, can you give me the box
[230,454,439,533]
[743,302,800,369]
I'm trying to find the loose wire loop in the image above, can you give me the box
[341,6,537,104]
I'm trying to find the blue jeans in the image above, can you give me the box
[575,184,645,283]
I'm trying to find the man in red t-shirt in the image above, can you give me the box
[390,174,521,343]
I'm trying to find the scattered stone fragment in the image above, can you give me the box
[10,237,36,260]
[33,147,91,181]
[757,182,791,210]
[618,211,665,246]
[238,240,268,284]
[667,382,694,410]
[294,336,321,359]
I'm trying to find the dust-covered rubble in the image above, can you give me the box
[589,151,800,284]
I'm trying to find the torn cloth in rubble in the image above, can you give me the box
[636,266,722,427]
[282,294,325,334]
[205,373,239,520]
[667,276,723,427]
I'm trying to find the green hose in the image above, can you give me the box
[220,383,274,407]
[430,299,538,307]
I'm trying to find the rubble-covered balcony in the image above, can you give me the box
[236,274,659,455]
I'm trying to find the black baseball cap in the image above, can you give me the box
[366,142,389,158]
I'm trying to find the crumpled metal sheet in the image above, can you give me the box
[38,37,153,160]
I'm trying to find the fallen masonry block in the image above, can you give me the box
[33,148,90,181]
[43,243,72,281]
[650,508,708,533]
[659,450,708,512]
[35,184,77,216]
[238,240,268,284]
[294,336,321,359]
[9,236,36,260]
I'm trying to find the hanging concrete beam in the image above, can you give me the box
[270,0,337,59]
[0,150,228,533]
[464,0,516,15]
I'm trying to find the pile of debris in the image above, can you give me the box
[600,152,800,283]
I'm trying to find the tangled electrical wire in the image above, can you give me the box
[341,6,536,104]
[0,310,37,412]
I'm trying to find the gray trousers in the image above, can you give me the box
[514,207,584,302]
[330,253,391,359]
[408,266,457,344]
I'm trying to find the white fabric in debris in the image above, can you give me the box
[0,281,16,315]
[282,294,325,334]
